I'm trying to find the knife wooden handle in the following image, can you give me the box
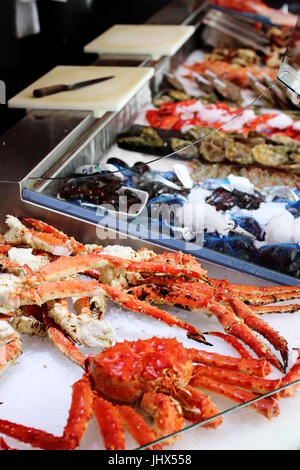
[33,84,69,98]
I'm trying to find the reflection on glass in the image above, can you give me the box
[285,17,300,69]
[278,16,300,95]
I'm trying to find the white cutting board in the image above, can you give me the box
[8,66,154,117]
[84,24,195,60]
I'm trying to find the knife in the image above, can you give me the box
[33,75,115,98]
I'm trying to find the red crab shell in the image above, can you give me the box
[85,337,193,403]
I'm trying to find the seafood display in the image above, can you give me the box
[174,175,300,277]
[57,158,188,215]
[180,49,297,110]
[117,121,300,175]
[1,216,300,449]
[59,174,143,212]
[211,0,298,26]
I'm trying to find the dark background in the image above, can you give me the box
[0,0,170,134]
[0,0,299,136]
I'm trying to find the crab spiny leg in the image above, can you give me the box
[205,331,254,359]
[240,292,300,305]
[30,252,207,285]
[208,301,285,372]
[191,375,280,419]
[101,285,210,345]
[230,284,300,297]
[5,215,72,257]
[21,280,103,307]
[280,349,300,398]
[141,392,185,443]
[92,396,125,450]
[118,406,161,450]
[0,374,92,450]
[0,321,22,376]
[62,374,93,449]
[0,437,18,450]
[127,280,284,370]
[22,217,85,254]
[193,364,280,394]
[250,304,300,314]
[188,347,271,377]
[43,312,85,367]
[229,297,288,369]
[175,386,223,429]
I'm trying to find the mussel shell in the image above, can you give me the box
[206,187,263,211]
[132,162,151,175]
[231,214,265,241]
[204,232,257,262]
[106,157,130,168]
[257,244,300,277]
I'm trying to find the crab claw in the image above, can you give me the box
[187,332,213,346]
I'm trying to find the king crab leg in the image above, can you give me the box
[5,216,72,257]
[128,280,285,372]
[250,304,300,314]
[139,392,184,445]
[22,218,85,254]
[209,301,285,372]
[193,364,280,394]
[229,297,288,369]
[0,321,22,377]
[43,312,85,367]
[188,347,271,377]
[205,331,254,359]
[191,375,280,419]
[175,386,223,429]
[101,285,210,345]
[28,253,207,286]
[0,374,93,450]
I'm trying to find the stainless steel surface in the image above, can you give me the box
[202,8,269,52]
[0,109,91,183]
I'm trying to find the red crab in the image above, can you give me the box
[0,336,285,450]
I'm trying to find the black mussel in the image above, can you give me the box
[231,215,265,241]
[204,233,257,262]
[257,244,300,277]
[206,187,264,211]
[106,157,130,169]
[132,162,151,175]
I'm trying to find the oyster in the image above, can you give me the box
[231,49,258,67]
[186,126,215,141]
[252,144,289,167]
[170,138,198,159]
[117,126,166,154]
[153,90,191,107]
[225,142,254,165]
[199,132,232,163]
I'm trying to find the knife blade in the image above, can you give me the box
[33,75,115,98]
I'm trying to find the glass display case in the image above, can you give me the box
[1,0,300,451]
